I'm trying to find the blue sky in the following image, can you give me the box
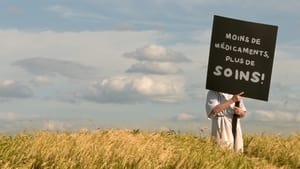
[0,0,299,135]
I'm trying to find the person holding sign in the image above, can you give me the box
[206,90,246,152]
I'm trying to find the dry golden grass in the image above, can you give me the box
[0,129,299,169]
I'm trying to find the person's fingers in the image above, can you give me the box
[238,91,244,96]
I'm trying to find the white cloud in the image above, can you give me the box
[0,29,182,104]
[79,75,186,103]
[126,62,182,74]
[0,80,33,98]
[13,57,96,79]
[124,44,191,63]
[0,29,163,79]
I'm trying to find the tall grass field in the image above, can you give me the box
[0,129,299,169]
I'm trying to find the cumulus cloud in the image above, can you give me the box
[126,62,182,74]
[74,44,190,104]
[0,80,33,98]
[70,44,190,104]
[13,57,96,79]
[79,75,186,103]
[123,44,189,77]
[124,44,191,63]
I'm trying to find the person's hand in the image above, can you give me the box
[234,107,246,117]
[231,92,244,103]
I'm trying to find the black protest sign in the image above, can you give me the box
[206,15,278,101]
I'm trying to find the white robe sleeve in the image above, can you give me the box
[205,91,219,119]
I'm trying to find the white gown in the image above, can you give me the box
[206,90,246,152]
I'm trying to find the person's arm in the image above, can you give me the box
[210,92,244,116]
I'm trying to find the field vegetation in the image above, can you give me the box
[0,129,299,169]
